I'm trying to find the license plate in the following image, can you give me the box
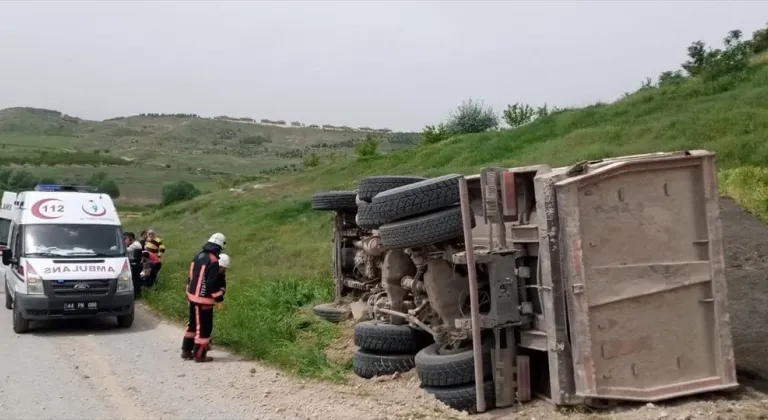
[64,301,98,311]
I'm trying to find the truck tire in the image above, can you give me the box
[311,191,358,211]
[4,283,11,310]
[415,342,493,387]
[355,202,389,230]
[423,379,496,414]
[352,348,415,379]
[12,303,30,334]
[117,309,135,329]
[357,176,426,203]
[370,174,461,223]
[313,303,350,323]
[379,206,474,250]
[354,320,433,354]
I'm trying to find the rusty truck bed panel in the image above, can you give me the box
[554,153,737,401]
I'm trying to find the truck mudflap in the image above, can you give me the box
[555,151,738,402]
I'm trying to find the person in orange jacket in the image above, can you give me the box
[181,233,228,362]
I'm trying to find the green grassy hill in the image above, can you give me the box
[0,108,421,203]
[126,60,768,381]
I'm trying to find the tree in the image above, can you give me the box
[446,98,499,134]
[751,23,768,54]
[682,40,709,76]
[680,29,752,81]
[502,103,536,128]
[161,181,201,206]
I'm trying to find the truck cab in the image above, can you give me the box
[2,184,134,333]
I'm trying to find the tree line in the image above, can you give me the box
[0,150,131,167]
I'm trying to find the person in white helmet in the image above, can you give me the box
[181,232,228,362]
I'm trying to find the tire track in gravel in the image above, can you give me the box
[54,335,151,420]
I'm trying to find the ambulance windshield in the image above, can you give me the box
[23,224,125,258]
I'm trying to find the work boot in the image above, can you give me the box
[181,337,194,360]
[195,354,214,363]
[192,344,214,363]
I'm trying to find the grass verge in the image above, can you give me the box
[720,166,768,221]
[129,195,351,381]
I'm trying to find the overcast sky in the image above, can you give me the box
[0,1,766,131]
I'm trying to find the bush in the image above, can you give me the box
[445,98,499,134]
[658,70,687,87]
[100,180,121,198]
[0,170,65,192]
[240,134,270,146]
[422,123,453,145]
[87,172,121,198]
[161,181,201,206]
[355,134,379,161]
[421,98,499,144]
[303,153,320,168]
[0,151,129,167]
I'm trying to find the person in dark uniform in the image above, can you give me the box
[181,233,227,363]
[123,232,144,299]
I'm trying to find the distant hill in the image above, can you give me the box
[0,107,421,203]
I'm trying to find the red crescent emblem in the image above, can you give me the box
[31,198,63,219]
[82,200,107,217]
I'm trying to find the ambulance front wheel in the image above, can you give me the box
[12,303,30,334]
[117,308,135,329]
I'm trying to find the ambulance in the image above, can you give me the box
[2,185,134,333]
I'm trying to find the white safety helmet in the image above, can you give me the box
[208,232,227,249]
[218,253,231,269]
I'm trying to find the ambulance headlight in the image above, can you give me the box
[27,274,44,295]
[116,270,133,293]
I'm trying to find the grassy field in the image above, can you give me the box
[123,61,768,381]
[0,109,421,203]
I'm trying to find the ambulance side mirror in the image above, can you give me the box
[2,249,12,266]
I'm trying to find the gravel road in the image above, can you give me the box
[0,302,459,420]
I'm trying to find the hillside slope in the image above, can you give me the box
[0,108,421,202]
[128,65,768,379]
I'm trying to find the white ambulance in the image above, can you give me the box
[2,185,134,333]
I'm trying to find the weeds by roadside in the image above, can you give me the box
[720,166,768,221]
[129,194,350,380]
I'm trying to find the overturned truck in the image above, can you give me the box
[311,150,738,413]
